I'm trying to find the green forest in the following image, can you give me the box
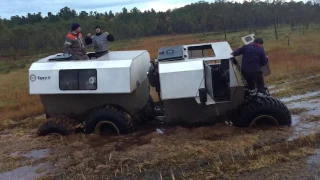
[0,0,319,57]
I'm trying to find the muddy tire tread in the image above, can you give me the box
[235,96,292,127]
[84,107,134,134]
[37,118,70,136]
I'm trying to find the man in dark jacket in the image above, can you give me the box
[85,26,114,58]
[64,23,90,60]
[231,38,269,95]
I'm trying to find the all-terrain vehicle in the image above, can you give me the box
[29,34,291,136]
[147,33,291,127]
[29,50,155,135]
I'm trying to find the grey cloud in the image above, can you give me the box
[0,0,158,18]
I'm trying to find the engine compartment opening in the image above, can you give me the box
[188,44,215,59]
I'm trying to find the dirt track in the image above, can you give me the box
[0,75,320,180]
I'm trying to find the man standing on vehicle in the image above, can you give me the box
[85,25,114,58]
[64,23,90,60]
[231,37,269,95]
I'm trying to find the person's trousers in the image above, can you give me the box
[95,51,109,58]
[241,70,266,93]
[73,54,90,60]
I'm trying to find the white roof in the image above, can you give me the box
[30,50,148,70]
[34,50,147,63]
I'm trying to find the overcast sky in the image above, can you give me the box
[0,0,233,19]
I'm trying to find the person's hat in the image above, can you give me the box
[254,37,264,44]
[71,23,80,31]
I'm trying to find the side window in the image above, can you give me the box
[59,69,97,90]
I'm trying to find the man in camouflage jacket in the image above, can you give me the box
[64,23,90,60]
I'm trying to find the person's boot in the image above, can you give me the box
[249,89,257,96]
[257,88,268,97]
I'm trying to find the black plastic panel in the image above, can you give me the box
[49,54,73,61]
[244,36,253,42]
[204,62,214,98]
[157,45,184,61]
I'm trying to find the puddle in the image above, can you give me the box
[307,149,320,166]
[280,91,320,103]
[287,115,320,141]
[285,96,320,141]
[287,99,320,110]
[156,128,164,134]
[0,163,50,180]
[10,149,50,159]
[270,88,286,94]
[268,85,276,89]
[287,98,320,117]
[10,151,20,157]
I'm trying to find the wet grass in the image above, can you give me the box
[271,75,320,99]
[290,108,310,115]
[305,115,320,123]
[0,112,319,179]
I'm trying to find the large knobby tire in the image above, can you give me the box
[234,96,292,127]
[84,107,134,135]
[37,116,76,136]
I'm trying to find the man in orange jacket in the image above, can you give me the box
[64,23,90,60]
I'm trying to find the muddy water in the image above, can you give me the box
[4,149,51,179]
[307,149,320,165]
[10,148,50,159]
[287,115,318,141]
[236,149,320,180]
[234,90,320,180]
[0,163,50,180]
[281,94,320,141]
[280,91,320,103]
[23,149,50,158]
[269,88,286,94]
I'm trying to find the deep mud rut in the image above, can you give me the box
[0,75,320,180]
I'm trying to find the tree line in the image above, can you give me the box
[0,0,319,57]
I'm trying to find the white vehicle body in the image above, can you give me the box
[147,34,272,123]
[29,50,150,94]
[158,41,235,101]
[28,50,152,122]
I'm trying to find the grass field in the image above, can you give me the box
[0,26,320,179]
